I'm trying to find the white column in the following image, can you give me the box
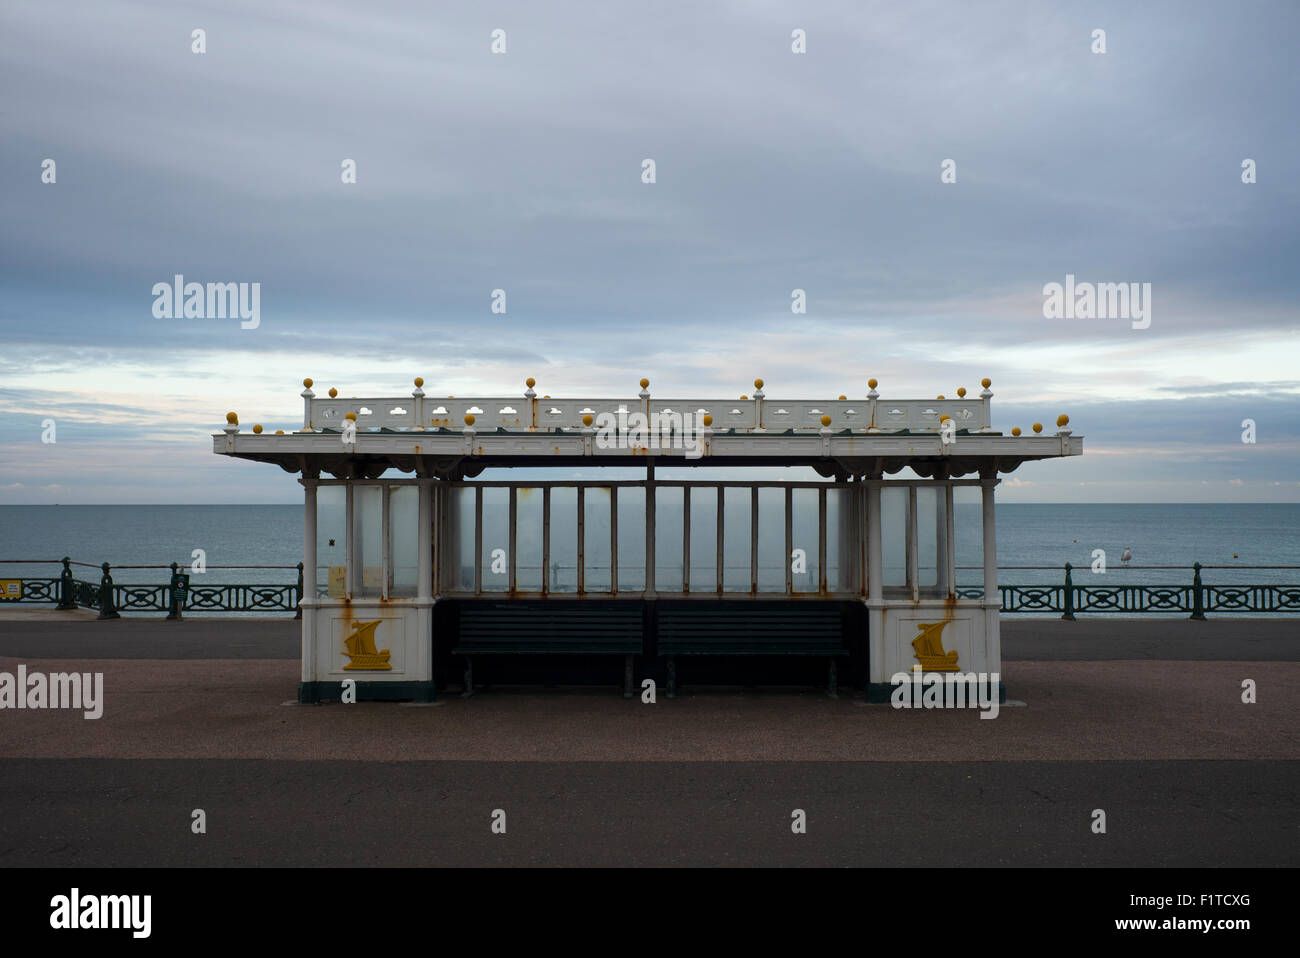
[981,477,998,601]
[981,473,1001,682]
[302,478,318,683]
[944,483,955,598]
[303,479,317,600]
[866,479,886,691]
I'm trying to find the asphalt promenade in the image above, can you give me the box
[0,611,1295,866]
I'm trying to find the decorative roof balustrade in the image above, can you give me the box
[214,376,1081,477]
[293,377,998,435]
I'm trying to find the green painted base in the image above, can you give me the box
[298,681,436,704]
[866,680,1006,705]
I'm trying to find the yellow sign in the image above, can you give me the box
[342,619,392,670]
[911,621,960,671]
[327,566,346,597]
[0,580,21,600]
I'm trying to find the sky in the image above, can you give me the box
[1,0,1297,504]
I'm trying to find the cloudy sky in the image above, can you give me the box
[2,0,1297,503]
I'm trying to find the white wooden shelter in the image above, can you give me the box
[213,377,1082,702]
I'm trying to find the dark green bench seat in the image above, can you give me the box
[657,602,845,697]
[454,601,643,697]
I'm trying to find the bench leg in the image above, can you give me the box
[667,656,676,700]
[461,656,473,698]
[827,658,838,698]
[623,655,634,699]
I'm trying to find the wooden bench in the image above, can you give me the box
[454,601,643,697]
[656,602,846,698]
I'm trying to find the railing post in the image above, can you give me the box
[1060,562,1075,620]
[167,562,183,621]
[1190,561,1206,620]
[97,562,120,620]
[295,561,304,619]
[57,557,76,609]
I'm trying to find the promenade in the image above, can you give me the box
[1,611,1295,866]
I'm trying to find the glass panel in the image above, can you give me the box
[881,485,908,590]
[916,486,939,594]
[316,485,346,597]
[756,487,785,592]
[689,487,717,592]
[549,487,578,592]
[953,485,984,598]
[654,486,684,591]
[584,487,613,592]
[449,486,476,592]
[515,487,543,592]
[352,484,384,597]
[616,486,646,591]
[826,487,847,593]
[389,486,419,596]
[479,487,509,592]
[722,486,751,592]
[791,488,819,592]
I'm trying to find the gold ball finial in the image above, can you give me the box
[639,378,649,388]
[937,395,945,400]
[275,430,285,435]
[328,388,338,398]
[1057,414,1070,427]
[838,395,847,400]
[1032,422,1043,433]
[302,378,313,388]
[957,387,966,398]
[754,378,764,389]
[981,377,992,388]
[820,414,831,427]
[252,424,263,434]
[414,377,424,387]
[740,395,748,400]
[867,378,878,389]
[582,413,594,427]
[344,412,357,422]
[526,377,536,388]
[1011,427,1021,436]
[225,412,238,424]
[702,414,713,427]
[464,413,476,426]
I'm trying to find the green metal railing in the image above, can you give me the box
[0,559,303,619]
[955,564,1300,618]
[3,559,1298,619]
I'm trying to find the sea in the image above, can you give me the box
[0,504,1296,614]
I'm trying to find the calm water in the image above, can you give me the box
[1,502,1296,593]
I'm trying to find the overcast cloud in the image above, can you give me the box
[1,0,1297,502]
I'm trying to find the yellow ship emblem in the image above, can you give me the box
[342,619,392,670]
[911,621,959,671]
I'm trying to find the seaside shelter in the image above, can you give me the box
[213,377,1082,703]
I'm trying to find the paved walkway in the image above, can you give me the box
[0,613,1295,866]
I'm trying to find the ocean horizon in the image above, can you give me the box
[2,503,1296,591]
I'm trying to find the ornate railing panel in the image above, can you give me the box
[3,559,1297,617]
